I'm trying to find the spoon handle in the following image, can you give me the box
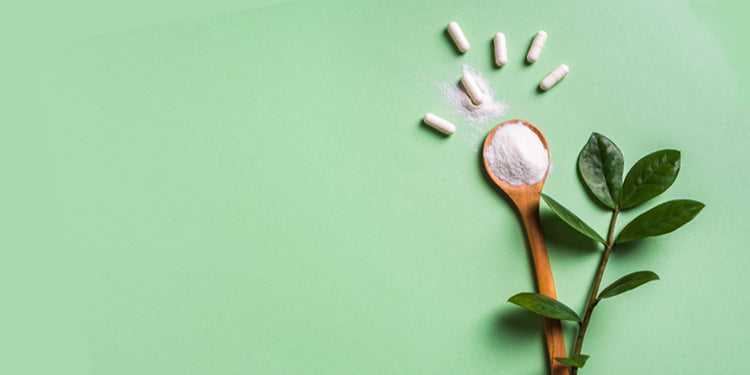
[519,201,568,375]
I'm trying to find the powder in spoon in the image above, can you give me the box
[484,122,549,186]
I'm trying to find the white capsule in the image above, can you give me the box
[494,32,508,66]
[540,64,569,91]
[526,30,547,63]
[447,21,470,53]
[423,113,456,135]
[461,72,485,105]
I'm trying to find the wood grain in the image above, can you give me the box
[483,120,568,375]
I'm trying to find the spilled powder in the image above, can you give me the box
[483,122,549,186]
[433,64,509,152]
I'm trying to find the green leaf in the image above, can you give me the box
[598,271,660,299]
[555,354,590,368]
[540,193,606,245]
[578,133,624,209]
[620,150,681,209]
[616,199,705,243]
[508,292,581,322]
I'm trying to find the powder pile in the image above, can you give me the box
[437,64,508,124]
[483,122,549,186]
[432,64,509,152]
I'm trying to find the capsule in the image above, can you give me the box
[540,64,569,91]
[494,32,508,66]
[423,113,456,135]
[461,72,485,105]
[447,21,470,53]
[526,30,547,63]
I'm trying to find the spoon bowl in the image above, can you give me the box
[483,119,567,375]
[483,120,549,201]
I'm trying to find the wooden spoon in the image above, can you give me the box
[483,119,567,375]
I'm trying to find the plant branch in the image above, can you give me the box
[569,206,620,375]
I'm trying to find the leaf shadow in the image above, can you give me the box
[608,239,642,260]
[484,308,541,366]
[491,307,541,342]
[540,210,601,255]
[486,308,569,375]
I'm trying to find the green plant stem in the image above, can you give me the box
[569,206,620,375]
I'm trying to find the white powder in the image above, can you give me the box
[433,64,509,152]
[437,64,508,124]
[483,122,549,186]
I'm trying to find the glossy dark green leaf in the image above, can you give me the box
[616,199,705,243]
[578,133,624,209]
[598,271,660,299]
[555,354,590,368]
[540,193,606,245]
[508,292,581,322]
[620,150,681,209]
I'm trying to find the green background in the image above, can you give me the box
[3,0,749,373]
